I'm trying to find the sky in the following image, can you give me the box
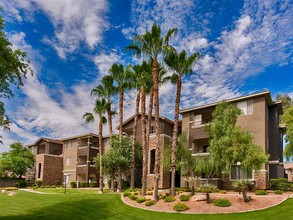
[0,0,292,152]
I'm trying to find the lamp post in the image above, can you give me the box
[236,161,241,180]
[64,173,68,194]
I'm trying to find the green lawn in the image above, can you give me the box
[0,189,292,220]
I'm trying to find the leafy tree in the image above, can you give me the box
[203,102,268,179]
[282,105,293,160]
[83,98,108,194]
[164,48,199,196]
[0,142,34,179]
[0,13,31,142]
[276,94,293,110]
[127,23,177,200]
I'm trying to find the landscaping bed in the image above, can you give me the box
[123,191,291,214]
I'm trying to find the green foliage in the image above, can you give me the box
[213,199,232,207]
[176,187,191,192]
[80,182,87,188]
[173,202,189,212]
[136,197,146,203]
[255,190,267,195]
[282,105,293,159]
[163,196,176,202]
[128,194,138,201]
[0,142,34,179]
[70,181,77,188]
[14,180,27,188]
[123,191,131,197]
[205,102,269,176]
[269,178,288,190]
[35,180,42,187]
[145,200,156,206]
[90,181,96,188]
[179,194,189,201]
[274,190,284,194]
[199,183,218,193]
[276,94,293,110]
[163,134,194,176]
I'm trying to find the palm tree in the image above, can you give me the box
[83,98,108,194]
[129,64,141,189]
[0,101,10,144]
[164,49,199,196]
[127,23,177,200]
[110,63,131,192]
[91,75,116,137]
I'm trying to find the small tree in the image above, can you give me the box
[282,105,293,160]
[199,184,217,204]
[0,142,34,179]
[232,180,254,202]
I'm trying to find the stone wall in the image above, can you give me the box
[254,170,268,189]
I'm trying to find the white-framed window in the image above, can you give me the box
[150,123,155,134]
[235,100,253,115]
[230,165,252,180]
[193,114,202,126]
[65,157,72,166]
[149,149,156,174]
[66,140,72,148]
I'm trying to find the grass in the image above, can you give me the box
[0,189,293,219]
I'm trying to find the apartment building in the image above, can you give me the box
[180,90,284,189]
[28,133,110,187]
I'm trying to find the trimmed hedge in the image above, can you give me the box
[255,190,267,195]
[173,202,189,212]
[274,190,284,195]
[128,194,138,201]
[145,200,156,206]
[269,178,288,190]
[214,199,232,207]
[136,197,146,203]
[179,194,189,202]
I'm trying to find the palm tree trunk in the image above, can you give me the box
[141,87,147,196]
[171,75,182,196]
[152,56,160,201]
[130,90,140,189]
[98,118,103,194]
[107,96,113,137]
[119,88,124,136]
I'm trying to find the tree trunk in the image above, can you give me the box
[141,87,147,196]
[98,118,103,194]
[111,173,115,192]
[107,96,113,137]
[117,167,122,192]
[242,190,251,202]
[119,88,124,136]
[131,90,140,189]
[171,75,182,196]
[206,192,211,204]
[152,56,160,201]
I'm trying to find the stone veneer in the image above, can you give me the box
[146,135,171,189]
[36,154,63,185]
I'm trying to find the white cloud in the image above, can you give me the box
[3,0,109,58]
[94,52,121,76]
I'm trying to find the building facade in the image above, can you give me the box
[28,133,110,187]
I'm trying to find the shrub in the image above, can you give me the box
[45,185,51,188]
[269,178,288,190]
[128,194,138,201]
[14,182,20,188]
[35,180,42,187]
[279,182,290,192]
[145,200,156,206]
[50,185,56,189]
[214,199,232,207]
[146,191,153,195]
[173,202,189,212]
[255,190,267,195]
[136,197,146,203]
[123,191,131,197]
[179,194,189,202]
[134,192,139,195]
[219,190,227,194]
[40,185,45,188]
[274,190,284,194]
[163,196,176,202]
[70,181,77,188]
[54,180,61,186]
[90,181,96,188]
[121,180,130,189]
[176,187,191,192]
[15,180,27,188]
[32,186,37,190]
[80,182,87,188]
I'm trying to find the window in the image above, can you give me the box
[235,100,253,115]
[149,149,156,174]
[38,163,42,178]
[66,140,72,148]
[202,145,209,153]
[66,157,72,166]
[193,114,202,126]
[230,165,252,180]
[65,174,70,183]
[150,124,155,134]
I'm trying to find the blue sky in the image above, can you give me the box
[0,0,292,152]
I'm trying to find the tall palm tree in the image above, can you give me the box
[127,23,177,200]
[110,63,131,192]
[164,49,199,196]
[83,98,108,194]
[129,64,141,189]
[91,75,116,137]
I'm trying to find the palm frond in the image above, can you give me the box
[83,112,95,124]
